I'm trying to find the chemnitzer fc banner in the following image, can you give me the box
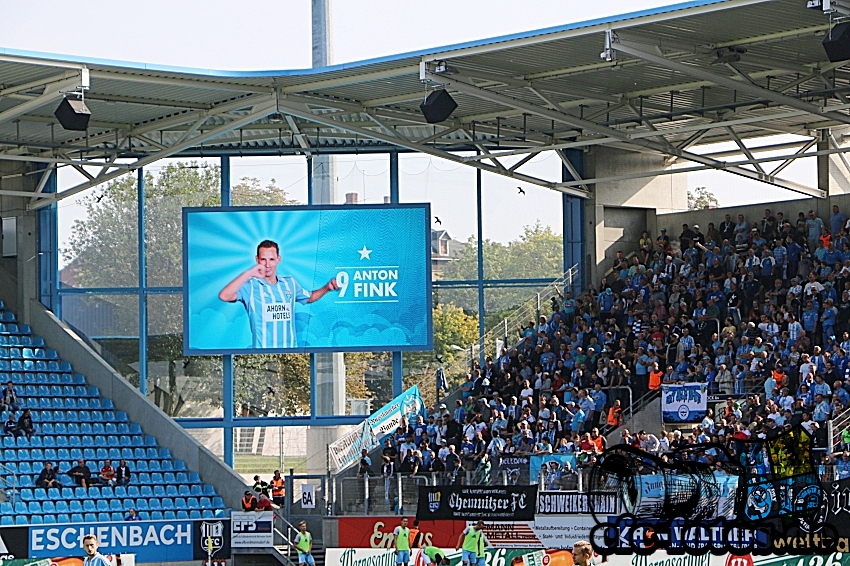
[416,485,537,521]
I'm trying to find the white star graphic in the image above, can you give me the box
[358,245,372,260]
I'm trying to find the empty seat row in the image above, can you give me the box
[0,336,45,347]
[0,371,83,384]
[2,410,128,425]
[2,509,225,525]
[4,495,224,516]
[8,385,102,399]
[2,433,154,449]
[0,348,59,361]
[0,360,67,372]
[4,446,170,462]
[0,312,16,323]
[19,482,211,502]
[0,323,32,335]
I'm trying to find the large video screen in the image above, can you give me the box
[182,204,432,354]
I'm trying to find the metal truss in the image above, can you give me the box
[3,7,850,205]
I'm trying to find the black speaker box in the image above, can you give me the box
[823,22,850,62]
[54,97,91,131]
[419,89,457,124]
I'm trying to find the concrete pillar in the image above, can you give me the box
[308,0,349,474]
[0,162,39,321]
[818,129,833,219]
[582,146,686,284]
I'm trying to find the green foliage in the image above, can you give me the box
[687,186,719,210]
[439,221,564,313]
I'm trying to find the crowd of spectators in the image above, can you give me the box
[361,204,850,487]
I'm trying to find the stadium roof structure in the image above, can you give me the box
[0,0,847,208]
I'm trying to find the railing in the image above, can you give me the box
[0,462,19,505]
[440,266,580,389]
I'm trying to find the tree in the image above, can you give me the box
[687,186,719,210]
[439,222,564,314]
[402,303,479,406]
[61,163,336,417]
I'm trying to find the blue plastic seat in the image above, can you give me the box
[30,515,44,524]
[202,510,214,519]
[121,448,133,459]
[96,500,109,512]
[94,436,106,447]
[190,472,203,484]
[70,514,83,523]
[83,500,96,512]
[82,448,95,460]
[138,512,150,520]
[164,511,177,520]
[122,499,135,511]
[174,497,187,509]
[108,448,121,459]
[148,457,161,469]
[80,423,92,434]
[173,460,187,471]
[0,502,12,515]
[176,473,189,484]
[109,499,123,512]
[134,449,147,462]
[42,501,56,514]
[27,501,41,514]
[57,513,71,524]
[186,497,200,509]
[92,423,104,434]
[101,487,114,498]
[202,484,216,496]
[18,475,33,487]
[70,500,83,513]
[91,411,103,422]
[47,487,60,499]
[150,511,163,520]
[56,501,70,513]
[153,485,166,498]
[127,486,140,498]
[54,423,67,435]
[18,462,32,474]
[165,485,178,497]
[13,502,27,515]
[41,434,55,446]
[67,423,79,434]
[19,489,33,502]
[88,486,101,498]
[212,497,224,508]
[111,512,124,521]
[199,497,212,508]
[190,485,203,497]
[96,447,108,460]
[114,486,127,498]
[148,498,162,510]
[74,487,87,499]
[134,499,148,511]
[83,513,97,523]
[151,473,164,485]
[176,510,189,519]
[178,485,191,497]
[60,487,74,500]
[30,449,43,461]
[29,437,41,447]
[89,399,101,409]
[15,516,28,525]
[33,488,46,500]
[161,498,174,510]
[140,485,153,498]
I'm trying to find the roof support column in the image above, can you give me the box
[562,149,586,297]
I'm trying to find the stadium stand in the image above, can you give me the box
[351,204,850,497]
[0,301,227,523]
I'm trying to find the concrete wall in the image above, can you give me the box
[26,298,249,510]
[658,193,850,235]
[583,146,686,284]
[0,161,38,322]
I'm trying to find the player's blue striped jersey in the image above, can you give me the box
[237,276,310,348]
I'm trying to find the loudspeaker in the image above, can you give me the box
[54,97,91,131]
[419,89,457,124]
[823,22,850,62]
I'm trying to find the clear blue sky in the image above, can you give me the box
[0,0,816,254]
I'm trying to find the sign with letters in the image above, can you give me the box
[301,483,316,509]
[25,520,229,563]
[230,512,273,548]
[183,204,432,354]
[661,383,708,423]
[416,485,537,521]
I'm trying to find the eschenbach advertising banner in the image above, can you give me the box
[416,485,537,521]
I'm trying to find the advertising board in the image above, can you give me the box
[416,485,537,521]
[231,511,274,548]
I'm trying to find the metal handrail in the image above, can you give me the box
[0,462,19,505]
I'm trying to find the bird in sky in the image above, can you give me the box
[435,216,442,225]
[435,355,444,364]
[95,194,104,203]
[517,187,526,195]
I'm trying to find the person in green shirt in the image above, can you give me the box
[294,521,314,566]
[394,517,412,566]
[456,520,490,566]
[422,546,448,565]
